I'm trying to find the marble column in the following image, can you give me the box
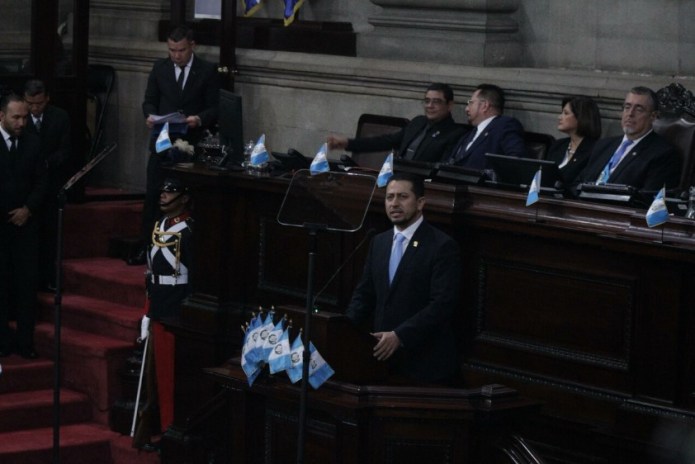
[362,0,521,66]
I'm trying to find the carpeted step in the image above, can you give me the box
[110,433,161,464]
[0,423,117,464]
[34,322,135,425]
[62,257,146,308]
[0,357,53,394]
[37,293,142,343]
[0,389,91,432]
[63,200,143,259]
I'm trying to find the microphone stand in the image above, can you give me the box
[296,226,319,464]
[52,188,66,464]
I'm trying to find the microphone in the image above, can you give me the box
[312,228,376,306]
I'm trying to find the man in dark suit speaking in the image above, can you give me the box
[573,86,680,193]
[327,83,465,163]
[444,83,527,169]
[346,173,461,384]
[131,25,219,265]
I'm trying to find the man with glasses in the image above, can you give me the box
[444,83,527,169]
[574,86,680,193]
[326,83,465,163]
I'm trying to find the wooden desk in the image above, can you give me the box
[164,165,695,463]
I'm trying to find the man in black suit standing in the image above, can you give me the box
[24,79,72,290]
[346,173,461,384]
[131,25,219,265]
[326,83,465,163]
[444,83,527,169]
[574,86,680,193]
[0,94,47,359]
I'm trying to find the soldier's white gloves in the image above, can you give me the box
[139,315,151,342]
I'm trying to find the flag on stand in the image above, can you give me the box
[254,311,276,356]
[377,151,394,188]
[310,143,330,175]
[646,186,669,228]
[249,134,270,166]
[287,332,304,384]
[526,168,541,206]
[155,122,172,153]
[283,0,305,26]
[308,342,335,389]
[242,0,263,17]
[268,327,292,374]
[241,315,261,382]
[261,318,285,362]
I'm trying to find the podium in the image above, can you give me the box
[276,305,386,385]
[204,305,540,464]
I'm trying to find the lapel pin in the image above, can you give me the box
[413,241,419,247]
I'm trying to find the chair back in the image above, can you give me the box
[655,83,695,192]
[524,131,555,159]
[350,113,409,169]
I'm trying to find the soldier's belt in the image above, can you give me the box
[150,274,188,286]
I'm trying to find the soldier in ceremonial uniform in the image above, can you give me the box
[135,177,192,451]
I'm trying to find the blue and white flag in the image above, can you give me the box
[310,143,330,175]
[308,342,335,389]
[526,168,541,207]
[283,0,305,26]
[261,318,285,362]
[286,333,305,384]
[249,134,270,166]
[376,152,394,188]
[243,0,262,16]
[241,315,261,381]
[254,311,275,355]
[268,327,292,374]
[155,122,172,153]
[646,186,669,228]
[243,313,265,366]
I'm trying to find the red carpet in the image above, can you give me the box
[0,193,159,463]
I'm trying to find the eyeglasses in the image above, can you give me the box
[423,98,446,106]
[467,99,485,106]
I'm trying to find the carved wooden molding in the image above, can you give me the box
[657,83,695,118]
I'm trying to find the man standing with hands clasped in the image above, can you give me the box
[0,93,47,359]
[346,173,461,384]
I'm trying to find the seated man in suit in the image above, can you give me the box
[326,83,466,163]
[443,83,527,169]
[573,86,681,193]
[346,172,461,385]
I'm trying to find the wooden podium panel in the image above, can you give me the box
[206,363,539,464]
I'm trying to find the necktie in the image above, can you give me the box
[388,233,407,284]
[450,130,474,164]
[403,127,428,160]
[35,117,41,132]
[177,65,186,90]
[8,136,16,153]
[597,139,632,184]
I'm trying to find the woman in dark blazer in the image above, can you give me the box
[546,96,602,186]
